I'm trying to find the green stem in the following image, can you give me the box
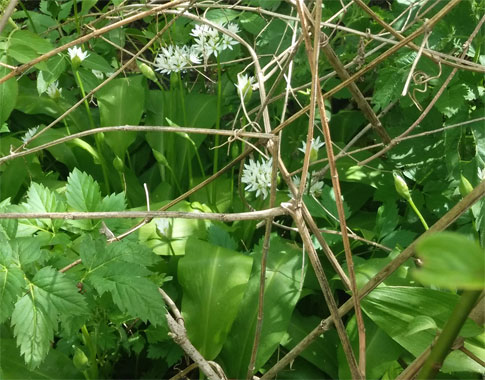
[18,1,37,33]
[416,290,482,379]
[177,72,191,185]
[408,197,429,231]
[81,325,99,380]
[73,67,110,193]
[212,57,223,205]
[72,0,81,36]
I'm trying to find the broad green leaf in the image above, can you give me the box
[22,182,65,232]
[96,75,145,158]
[12,237,43,266]
[338,315,404,380]
[178,237,253,359]
[435,83,468,118]
[81,51,113,73]
[139,201,211,256]
[0,62,18,124]
[207,224,237,250]
[0,266,25,323]
[220,235,305,378]
[376,201,399,240]
[66,168,102,230]
[281,310,339,378]
[362,286,484,374]
[414,232,485,290]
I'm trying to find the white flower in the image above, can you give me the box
[154,45,201,75]
[155,218,172,238]
[219,23,240,51]
[298,136,325,154]
[290,172,324,198]
[67,46,89,63]
[22,126,39,143]
[92,70,104,80]
[235,73,255,101]
[241,157,273,199]
[45,81,62,99]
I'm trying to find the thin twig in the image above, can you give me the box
[359,13,485,166]
[0,207,287,221]
[260,180,485,380]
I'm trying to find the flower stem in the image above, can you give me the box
[177,72,192,186]
[408,197,429,231]
[212,57,223,205]
[74,68,110,193]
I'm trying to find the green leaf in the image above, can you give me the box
[414,232,485,290]
[100,192,126,212]
[0,265,25,323]
[339,315,404,380]
[89,267,166,326]
[8,30,52,70]
[376,201,399,240]
[178,237,253,360]
[79,236,165,326]
[11,267,86,369]
[281,310,339,378]
[0,199,18,239]
[0,334,83,379]
[32,267,88,316]
[0,61,18,124]
[362,286,484,374]
[220,235,305,378]
[207,224,237,250]
[11,292,57,370]
[96,75,146,158]
[66,169,102,229]
[22,182,66,232]
[435,84,468,118]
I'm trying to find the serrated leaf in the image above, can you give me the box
[12,237,42,266]
[0,265,25,323]
[435,84,468,118]
[11,267,88,368]
[0,61,18,124]
[100,192,126,211]
[23,182,65,232]
[0,199,18,239]
[11,292,57,369]
[89,270,166,326]
[32,267,88,315]
[66,168,102,211]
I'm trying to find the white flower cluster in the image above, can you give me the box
[291,172,324,198]
[241,157,273,199]
[235,73,255,100]
[154,22,240,75]
[154,45,201,75]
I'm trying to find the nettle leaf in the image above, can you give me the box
[0,265,25,323]
[11,267,88,369]
[22,182,66,232]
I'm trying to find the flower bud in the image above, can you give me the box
[113,156,124,172]
[459,174,473,197]
[72,346,90,371]
[138,61,157,82]
[393,172,411,201]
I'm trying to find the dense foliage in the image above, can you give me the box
[0,0,484,379]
